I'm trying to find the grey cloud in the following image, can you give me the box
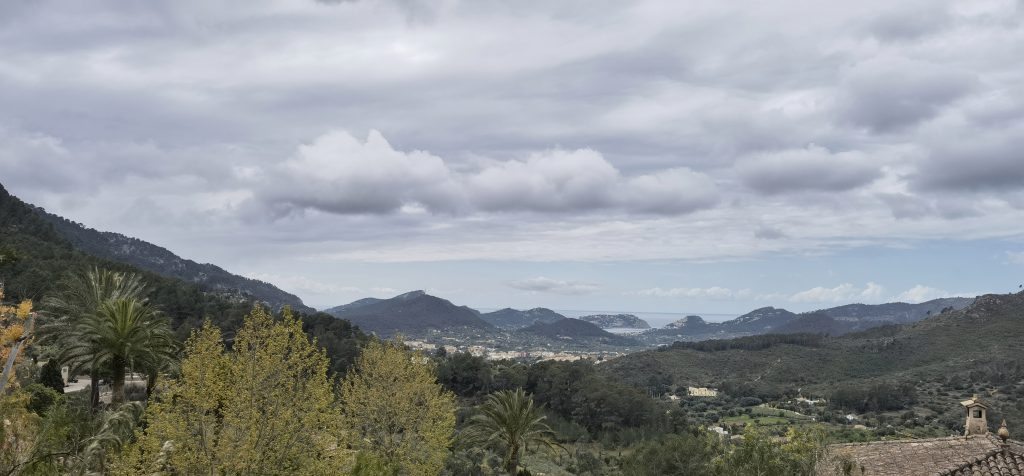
[878,193,934,220]
[913,127,1024,192]
[837,57,976,133]
[736,145,882,194]
[863,3,951,42]
[754,224,786,240]
[507,277,598,295]
[1,0,1024,275]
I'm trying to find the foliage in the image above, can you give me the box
[24,383,63,416]
[461,388,562,473]
[75,298,176,404]
[619,432,720,476]
[340,339,456,475]
[715,425,826,476]
[526,360,659,434]
[114,306,349,475]
[438,352,495,397]
[1,288,34,392]
[37,360,64,394]
[668,333,824,352]
[829,382,917,413]
[40,268,151,409]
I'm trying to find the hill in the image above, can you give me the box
[644,299,975,344]
[578,313,650,329]
[519,318,636,346]
[0,183,365,374]
[603,291,1024,430]
[479,307,565,329]
[325,290,493,335]
[817,298,972,324]
[38,208,313,313]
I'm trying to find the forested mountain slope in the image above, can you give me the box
[37,203,313,313]
[603,291,1024,429]
[326,290,492,334]
[0,183,365,373]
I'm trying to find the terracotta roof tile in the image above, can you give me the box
[820,435,1024,476]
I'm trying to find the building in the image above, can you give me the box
[688,386,719,397]
[819,395,1024,475]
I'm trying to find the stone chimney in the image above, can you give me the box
[960,394,989,436]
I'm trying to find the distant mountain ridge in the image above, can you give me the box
[519,318,636,346]
[325,291,492,335]
[647,298,974,343]
[602,291,1024,430]
[578,314,650,329]
[479,307,565,329]
[36,209,314,313]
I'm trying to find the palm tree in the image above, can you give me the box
[41,268,164,408]
[64,298,175,404]
[461,388,562,473]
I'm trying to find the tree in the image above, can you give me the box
[41,268,147,410]
[461,388,562,474]
[38,360,65,394]
[340,339,456,475]
[58,298,176,404]
[715,425,826,476]
[620,432,720,476]
[114,306,349,475]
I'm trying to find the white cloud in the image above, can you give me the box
[263,130,464,215]
[261,130,719,216]
[789,282,885,303]
[893,285,952,303]
[507,277,599,295]
[247,273,362,296]
[635,286,746,299]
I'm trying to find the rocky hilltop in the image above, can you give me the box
[578,313,650,329]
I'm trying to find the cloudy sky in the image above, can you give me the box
[2,0,1023,315]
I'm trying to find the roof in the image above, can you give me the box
[962,395,990,409]
[943,448,1024,475]
[819,434,1024,476]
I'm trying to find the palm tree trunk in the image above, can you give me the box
[111,355,126,404]
[90,369,100,411]
[146,371,158,399]
[506,445,520,473]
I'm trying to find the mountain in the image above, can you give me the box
[480,307,566,329]
[519,318,636,346]
[646,307,799,343]
[578,313,650,329]
[36,209,314,313]
[644,299,975,344]
[325,290,492,335]
[664,315,715,332]
[772,312,855,335]
[323,297,384,315]
[816,298,973,324]
[603,291,1024,429]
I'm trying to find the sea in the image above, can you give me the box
[555,310,739,334]
[475,308,739,334]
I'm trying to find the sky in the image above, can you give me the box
[2,0,1023,314]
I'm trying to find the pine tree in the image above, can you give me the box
[114,306,350,475]
[340,339,456,475]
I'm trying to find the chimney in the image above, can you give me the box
[960,394,989,436]
[998,420,1010,453]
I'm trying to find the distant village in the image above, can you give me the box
[404,339,624,362]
